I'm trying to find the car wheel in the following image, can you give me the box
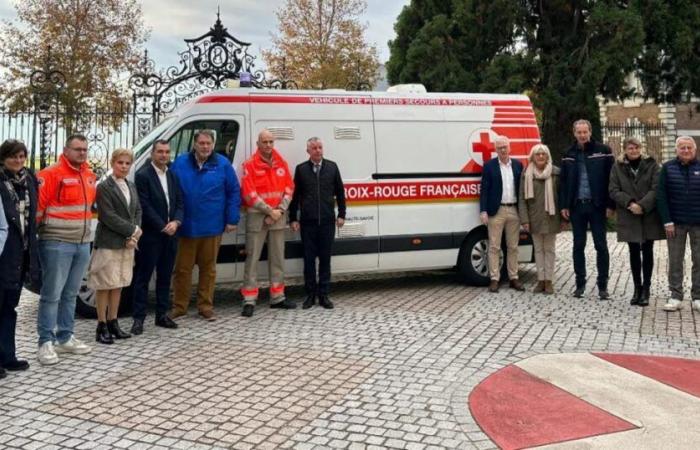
[457,228,505,286]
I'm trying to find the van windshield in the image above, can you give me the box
[131,117,176,159]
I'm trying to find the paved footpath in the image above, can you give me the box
[2,233,700,450]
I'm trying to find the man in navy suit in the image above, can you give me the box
[479,136,525,293]
[130,140,184,335]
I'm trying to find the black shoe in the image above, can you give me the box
[96,322,114,345]
[107,319,131,339]
[630,286,642,305]
[638,285,650,306]
[242,304,254,317]
[573,286,585,298]
[302,295,315,309]
[599,288,610,300]
[270,298,297,309]
[0,366,6,379]
[131,318,144,335]
[318,295,334,309]
[155,315,178,329]
[4,359,29,371]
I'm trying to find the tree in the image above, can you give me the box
[0,0,148,118]
[387,1,657,158]
[264,0,380,90]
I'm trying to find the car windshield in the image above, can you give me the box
[131,116,176,159]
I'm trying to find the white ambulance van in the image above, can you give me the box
[74,86,540,316]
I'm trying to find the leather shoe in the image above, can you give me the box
[318,295,334,309]
[599,288,610,300]
[4,359,29,371]
[573,286,585,298]
[509,279,525,291]
[96,322,114,345]
[241,304,254,317]
[155,315,178,329]
[270,298,297,309]
[488,280,499,293]
[131,318,144,335]
[0,367,6,379]
[198,310,217,321]
[302,295,315,309]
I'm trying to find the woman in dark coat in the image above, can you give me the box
[87,148,142,344]
[0,139,40,376]
[609,137,665,306]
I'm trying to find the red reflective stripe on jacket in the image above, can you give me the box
[241,149,294,209]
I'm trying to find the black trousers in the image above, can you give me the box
[131,232,177,321]
[0,287,22,365]
[628,240,654,288]
[571,201,609,288]
[300,221,336,296]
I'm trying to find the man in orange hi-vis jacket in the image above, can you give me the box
[240,129,295,317]
[35,134,96,365]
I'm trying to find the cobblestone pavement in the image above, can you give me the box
[2,233,700,450]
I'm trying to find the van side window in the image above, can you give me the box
[167,120,240,161]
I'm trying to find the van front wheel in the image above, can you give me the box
[457,229,505,286]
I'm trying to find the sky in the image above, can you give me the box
[0,0,409,69]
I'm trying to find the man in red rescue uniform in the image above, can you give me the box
[240,129,295,317]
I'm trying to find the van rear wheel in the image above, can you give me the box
[74,282,134,319]
[457,229,506,286]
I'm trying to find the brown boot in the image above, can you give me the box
[533,281,545,293]
[488,280,499,293]
[544,280,554,295]
[509,279,525,291]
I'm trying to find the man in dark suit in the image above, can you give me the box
[130,140,184,334]
[479,135,525,293]
[289,137,346,309]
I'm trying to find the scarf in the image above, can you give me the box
[523,162,556,216]
[2,167,30,248]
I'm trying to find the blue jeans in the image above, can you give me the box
[36,241,91,346]
[570,201,609,289]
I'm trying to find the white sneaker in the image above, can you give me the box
[55,336,92,355]
[663,299,683,312]
[692,300,700,312]
[37,342,59,365]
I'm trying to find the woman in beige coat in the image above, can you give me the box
[518,144,561,294]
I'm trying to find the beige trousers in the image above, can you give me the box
[532,233,557,281]
[487,206,520,281]
[172,235,222,315]
[242,226,286,305]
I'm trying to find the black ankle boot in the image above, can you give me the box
[96,322,114,345]
[107,319,131,339]
[630,286,642,305]
[638,285,650,306]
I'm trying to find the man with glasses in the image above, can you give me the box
[479,135,525,293]
[35,134,96,365]
[657,136,700,312]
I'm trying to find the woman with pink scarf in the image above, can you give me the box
[518,144,561,294]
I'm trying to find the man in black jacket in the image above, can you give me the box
[559,120,615,300]
[130,140,184,334]
[289,137,346,309]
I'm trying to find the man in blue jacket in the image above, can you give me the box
[479,136,525,293]
[656,136,700,312]
[559,119,615,300]
[170,130,240,321]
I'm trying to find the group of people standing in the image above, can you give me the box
[0,128,346,378]
[480,119,700,314]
